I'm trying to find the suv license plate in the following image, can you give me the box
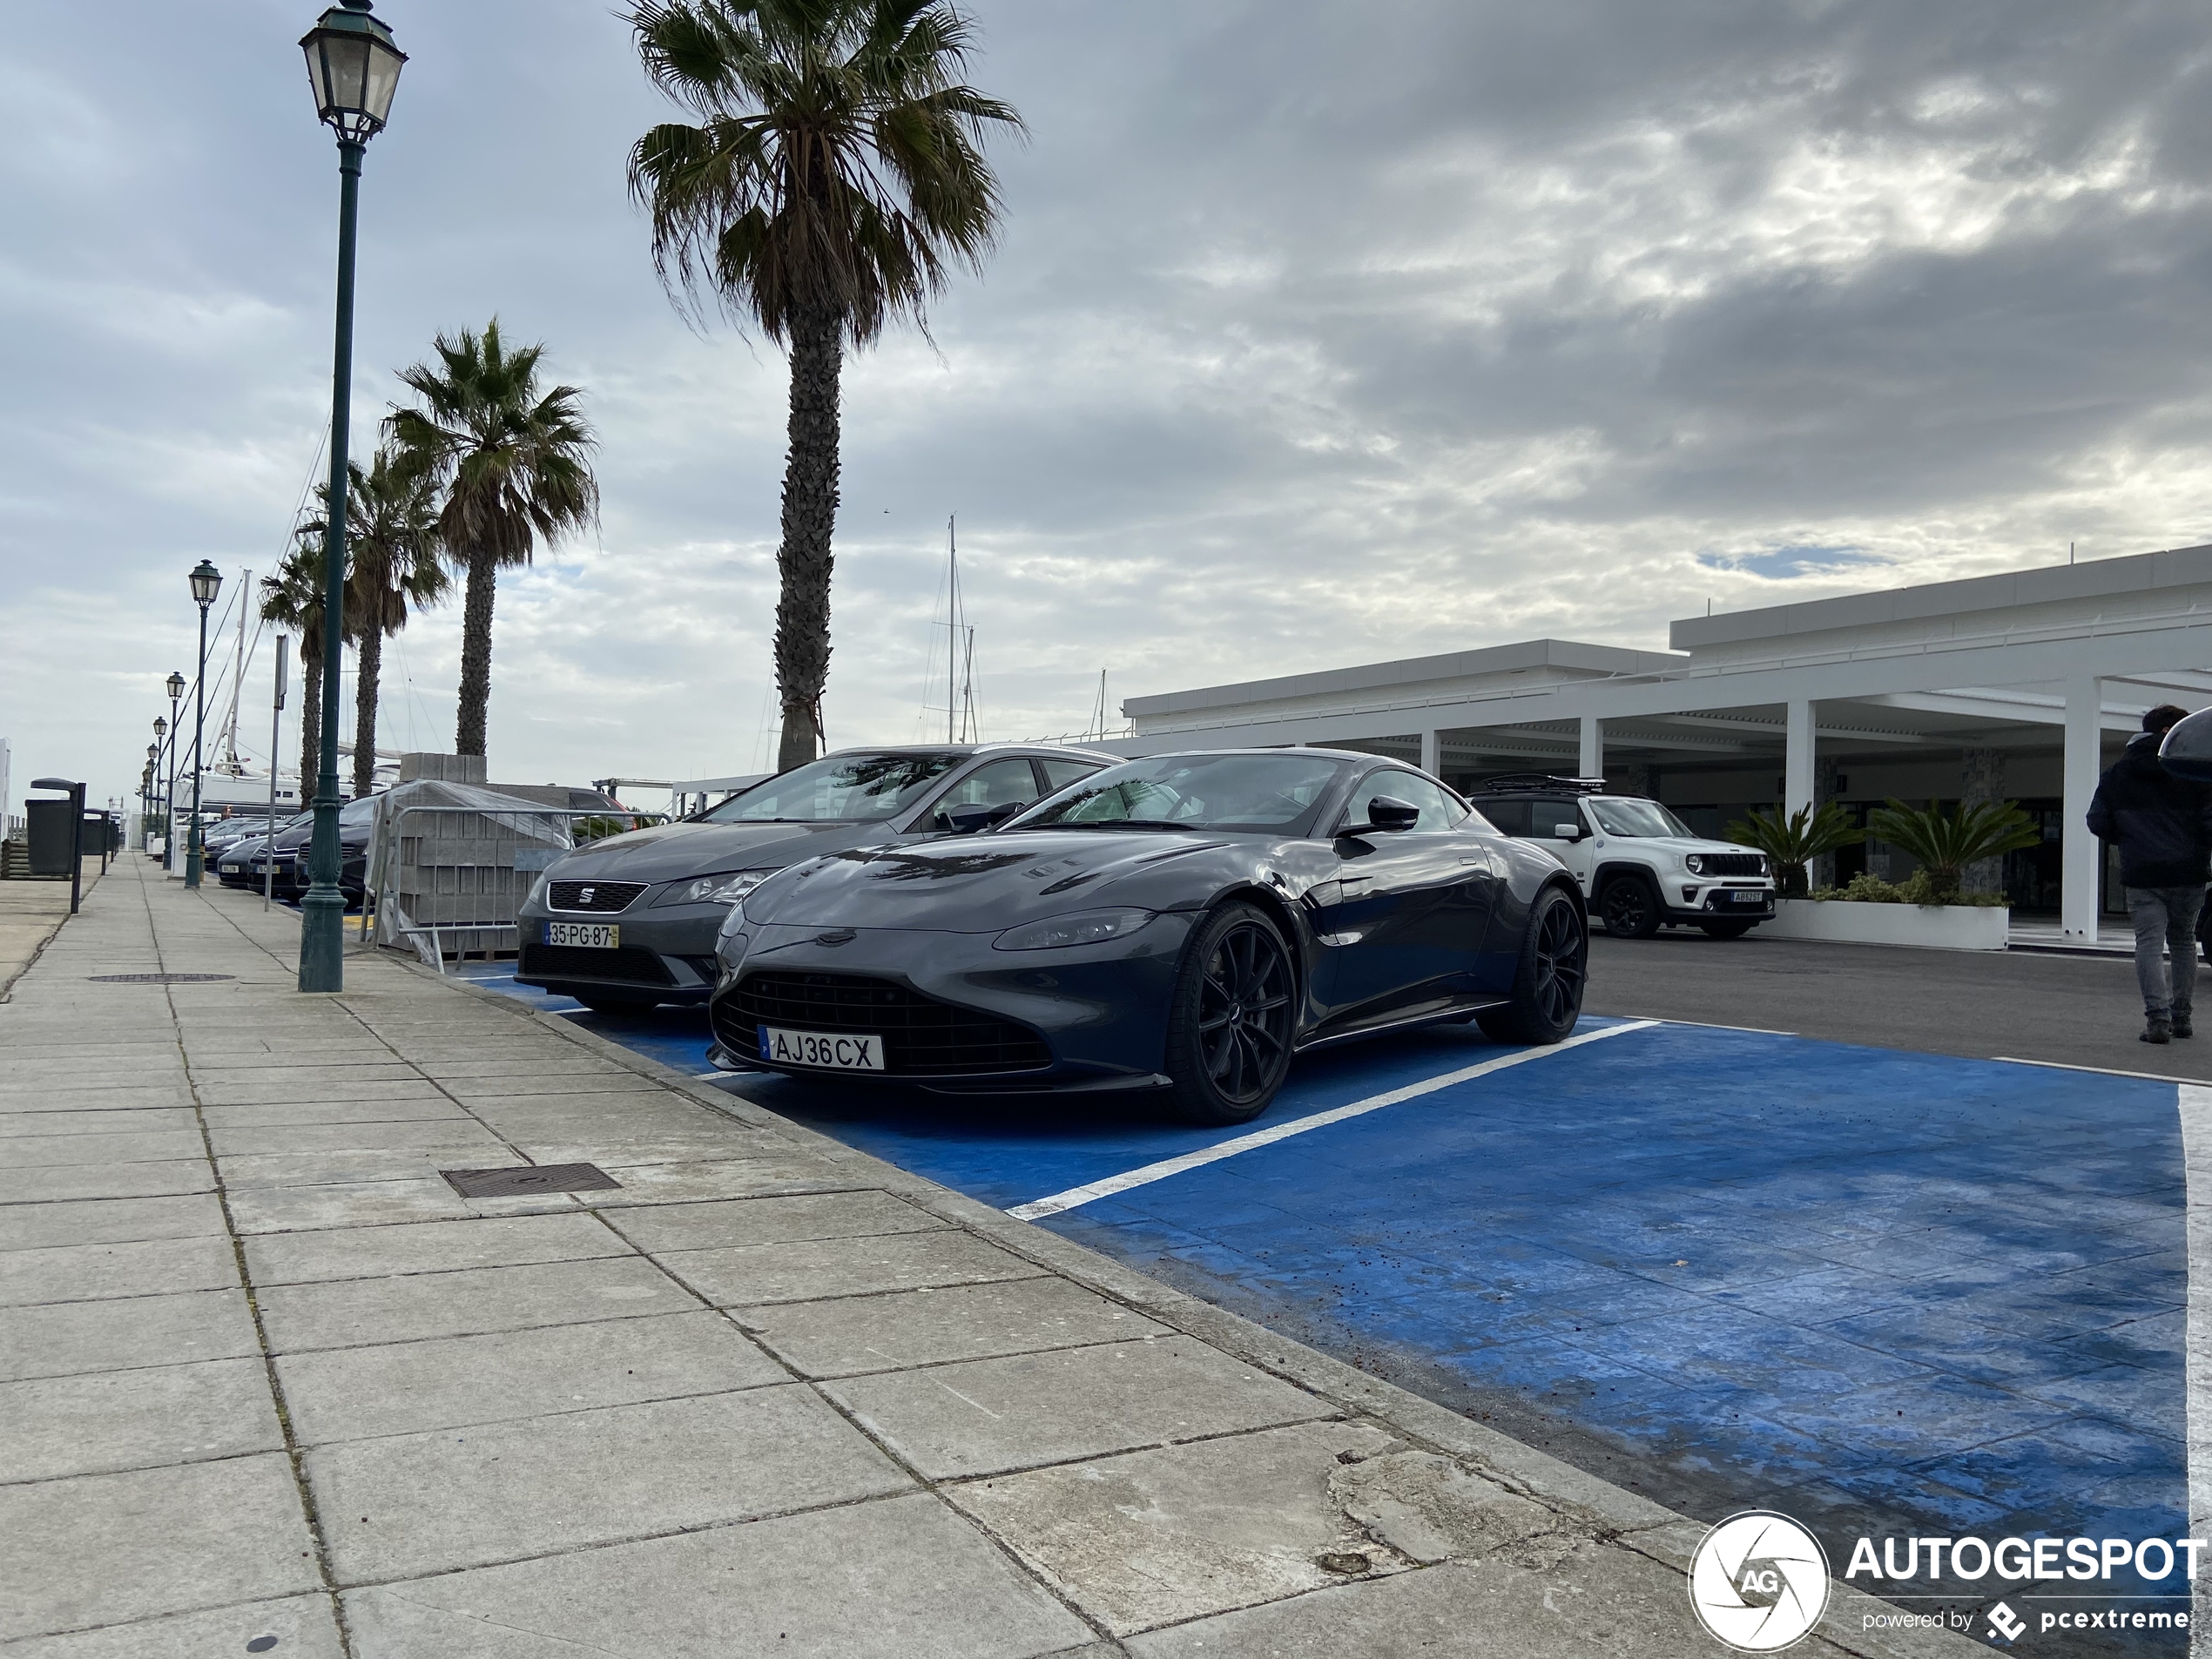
[759,1027,884,1071]
[1730,891,1766,905]
[546,922,619,948]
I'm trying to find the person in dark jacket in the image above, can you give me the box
[2087,704,2212,1043]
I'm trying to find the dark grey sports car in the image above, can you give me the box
[516,744,1111,1011]
[707,748,1589,1124]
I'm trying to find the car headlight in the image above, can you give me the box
[992,907,1156,952]
[658,869,774,908]
[526,870,551,908]
[1684,853,1706,876]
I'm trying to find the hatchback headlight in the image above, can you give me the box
[993,907,1156,952]
[658,869,773,908]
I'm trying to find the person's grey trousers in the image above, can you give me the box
[2127,885,2206,1022]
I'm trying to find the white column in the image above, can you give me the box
[1578,716,1602,780]
[2061,676,2103,942]
[1784,699,1816,819]
[1420,731,1440,776]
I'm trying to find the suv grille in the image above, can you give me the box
[718,972,1050,1076]
[1692,853,1767,877]
[548,880,646,914]
[520,943,673,986]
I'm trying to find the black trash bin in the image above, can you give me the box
[26,799,78,877]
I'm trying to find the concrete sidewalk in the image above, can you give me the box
[0,858,104,996]
[0,856,1969,1656]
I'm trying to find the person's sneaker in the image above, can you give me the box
[2145,1018,2174,1045]
[2175,1017,2195,1039]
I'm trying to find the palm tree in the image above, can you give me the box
[386,321,597,759]
[303,447,448,797]
[627,0,1022,770]
[1865,799,2041,906]
[260,538,354,799]
[1725,802,1864,899]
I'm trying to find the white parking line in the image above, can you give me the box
[1994,1055,2204,1086]
[1659,1018,1797,1036]
[1005,1019,1661,1222]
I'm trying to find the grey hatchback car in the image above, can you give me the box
[515,744,1111,1011]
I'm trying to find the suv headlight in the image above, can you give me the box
[1684,853,1706,876]
[993,907,1155,952]
[657,869,773,907]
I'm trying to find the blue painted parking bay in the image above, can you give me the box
[458,964,2189,1639]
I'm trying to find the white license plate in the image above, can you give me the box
[759,1026,884,1071]
[546,922,619,948]
[1730,891,1767,905]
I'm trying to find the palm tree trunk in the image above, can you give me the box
[455,547,497,759]
[300,648,323,803]
[774,306,843,772]
[354,621,383,799]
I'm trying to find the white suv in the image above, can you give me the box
[1474,780,1775,938]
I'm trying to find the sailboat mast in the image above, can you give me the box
[946,516,958,745]
[221,570,251,771]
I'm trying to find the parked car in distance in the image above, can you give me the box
[707,748,1589,1123]
[1473,775,1774,938]
[215,814,308,887]
[261,797,379,903]
[516,744,1114,1013]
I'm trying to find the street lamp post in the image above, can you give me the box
[185,561,222,889]
[163,673,183,868]
[144,743,158,851]
[150,720,167,857]
[297,0,405,994]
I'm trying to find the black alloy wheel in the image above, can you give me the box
[1600,873,1662,939]
[1479,886,1588,1045]
[1165,901,1297,1125]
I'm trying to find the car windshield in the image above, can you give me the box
[702,752,960,824]
[1013,752,1347,835]
[1588,797,1692,839]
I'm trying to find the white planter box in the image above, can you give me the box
[1764,898,2010,952]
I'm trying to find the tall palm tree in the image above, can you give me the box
[302,447,448,797]
[260,537,354,799]
[386,321,597,759]
[627,0,1022,769]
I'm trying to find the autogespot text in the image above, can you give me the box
[1850,1534,2195,1637]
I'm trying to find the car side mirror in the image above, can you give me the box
[1553,822,1582,840]
[1338,795,1423,837]
[939,801,1025,835]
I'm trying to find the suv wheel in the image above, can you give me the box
[1599,874,1662,939]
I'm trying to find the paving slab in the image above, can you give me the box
[276,1308,786,1443]
[3,1160,216,1202]
[948,1421,1409,1635]
[208,1120,508,1158]
[0,1108,194,1137]
[308,1382,911,1581]
[0,1593,345,1659]
[0,1356,283,1482]
[0,1086,194,1114]
[0,1130,209,1169]
[214,1148,506,1189]
[746,1274,1172,1379]
[199,1096,471,1129]
[0,1234,239,1307]
[664,1227,1047,1308]
[610,1190,948,1253]
[826,1334,1337,1480]
[257,1255,699,1352]
[244,1211,630,1285]
[0,1192,225,1251]
[571,1156,864,1204]
[224,1175,550,1233]
[192,1078,455,1109]
[0,1453,320,1640]
[0,1290,261,1382]
[340,1492,1093,1659]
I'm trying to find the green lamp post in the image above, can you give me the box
[297,0,405,992]
[162,674,183,868]
[184,560,222,889]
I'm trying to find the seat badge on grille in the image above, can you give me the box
[814,928,858,946]
[580,887,595,905]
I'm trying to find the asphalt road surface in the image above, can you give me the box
[1584,931,2209,1082]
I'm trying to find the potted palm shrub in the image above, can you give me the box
[1763,799,2033,951]
[1724,803,1864,899]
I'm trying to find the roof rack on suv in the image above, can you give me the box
[1474,774,1609,794]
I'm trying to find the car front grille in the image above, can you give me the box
[1694,853,1767,877]
[718,971,1051,1076]
[548,880,647,914]
[519,943,674,986]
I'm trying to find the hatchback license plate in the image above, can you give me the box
[546,922,618,948]
[759,1026,884,1071]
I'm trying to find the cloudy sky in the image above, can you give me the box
[3,0,2209,813]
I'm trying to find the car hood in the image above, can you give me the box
[543,819,883,886]
[1602,835,1764,862]
[745,828,1231,932]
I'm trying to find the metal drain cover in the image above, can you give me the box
[441,1163,622,1198]
[86,973,236,984]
